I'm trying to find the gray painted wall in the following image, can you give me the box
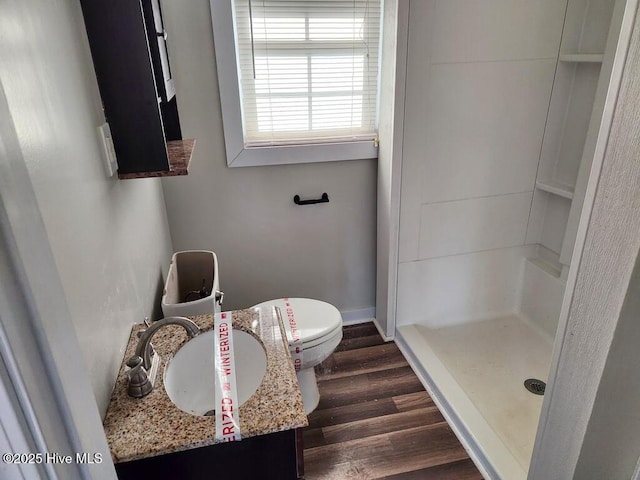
[0,0,174,417]
[161,0,377,314]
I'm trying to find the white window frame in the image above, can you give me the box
[210,0,380,167]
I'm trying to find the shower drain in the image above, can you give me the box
[524,378,546,395]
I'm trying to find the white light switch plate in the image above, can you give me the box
[98,122,118,177]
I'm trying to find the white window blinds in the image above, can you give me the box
[232,0,381,147]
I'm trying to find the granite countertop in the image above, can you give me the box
[103,307,308,463]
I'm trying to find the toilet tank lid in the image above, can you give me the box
[252,298,342,344]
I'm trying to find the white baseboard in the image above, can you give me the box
[338,308,396,342]
[340,307,375,326]
[372,318,394,342]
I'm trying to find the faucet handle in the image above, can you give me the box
[215,290,224,305]
[126,356,153,398]
[126,355,144,369]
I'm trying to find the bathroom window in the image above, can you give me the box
[211,0,381,167]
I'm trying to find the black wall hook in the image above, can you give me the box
[293,192,329,205]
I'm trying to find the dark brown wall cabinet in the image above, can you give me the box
[81,0,194,179]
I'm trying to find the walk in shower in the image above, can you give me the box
[385,0,630,478]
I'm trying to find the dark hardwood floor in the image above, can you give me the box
[303,323,483,480]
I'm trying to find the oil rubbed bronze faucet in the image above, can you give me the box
[126,317,200,398]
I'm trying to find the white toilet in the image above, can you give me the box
[252,298,343,415]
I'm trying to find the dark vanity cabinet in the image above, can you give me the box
[115,428,304,480]
[80,0,194,178]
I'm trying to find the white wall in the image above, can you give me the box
[518,258,565,338]
[161,0,377,316]
[400,0,565,263]
[396,245,537,328]
[574,255,640,478]
[0,0,174,417]
[376,0,407,339]
[395,0,566,326]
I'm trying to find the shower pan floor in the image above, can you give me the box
[397,315,553,479]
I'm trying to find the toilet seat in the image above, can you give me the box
[251,297,343,414]
[302,323,343,349]
[252,298,342,347]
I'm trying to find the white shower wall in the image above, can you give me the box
[397,245,536,328]
[396,0,567,331]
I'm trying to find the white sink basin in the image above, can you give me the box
[164,330,267,416]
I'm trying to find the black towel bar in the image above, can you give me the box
[293,193,329,205]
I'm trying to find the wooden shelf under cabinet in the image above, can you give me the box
[118,139,195,179]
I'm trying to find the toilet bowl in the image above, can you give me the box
[251,298,343,414]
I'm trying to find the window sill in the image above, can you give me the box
[226,140,378,167]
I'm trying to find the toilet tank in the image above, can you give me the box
[161,250,222,317]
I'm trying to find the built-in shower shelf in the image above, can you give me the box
[526,256,562,279]
[535,180,574,199]
[559,53,604,63]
